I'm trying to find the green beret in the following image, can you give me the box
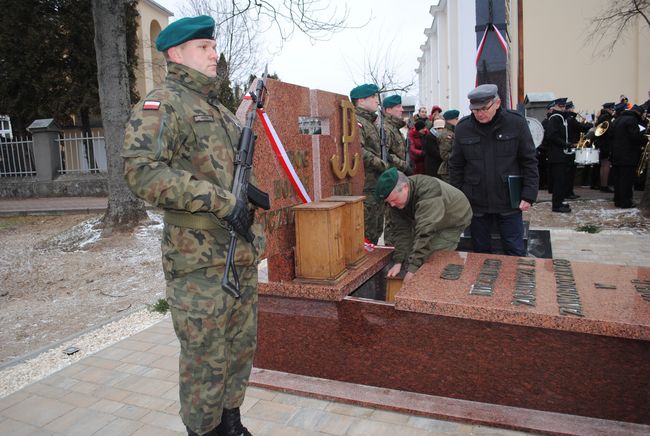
[375,167,399,200]
[156,15,215,51]
[382,95,402,108]
[443,109,459,120]
[350,84,379,100]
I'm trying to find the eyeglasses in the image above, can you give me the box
[470,98,496,113]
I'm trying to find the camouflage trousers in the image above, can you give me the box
[167,265,258,435]
[363,192,386,245]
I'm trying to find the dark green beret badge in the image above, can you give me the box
[375,167,399,200]
[156,15,215,51]
[350,84,379,100]
[382,95,402,108]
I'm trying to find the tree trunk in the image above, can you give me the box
[91,0,146,230]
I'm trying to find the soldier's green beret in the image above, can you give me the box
[375,167,399,200]
[443,109,459,120]
[156,15,215,51]
[382,95,402,108]
[350,84,379,100]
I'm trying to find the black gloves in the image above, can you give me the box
[224,198,253,242]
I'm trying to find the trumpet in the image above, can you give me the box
[637,135,650,177]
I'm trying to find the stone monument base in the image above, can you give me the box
[255,251,650,432]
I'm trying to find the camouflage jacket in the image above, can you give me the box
[384,114,409,172]
[436,124,455,177]
[389,175,472,272]
[121,62,265,279]
[356,106,387,192]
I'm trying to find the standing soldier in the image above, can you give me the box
[544,98,574,213]
[351,83,387,245]
[121,16,264,436]
[436,109,459,182]
[610,104,647,208]
[381,94,410,245]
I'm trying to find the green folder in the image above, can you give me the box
[507,175,523,209]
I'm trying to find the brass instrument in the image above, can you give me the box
[637,134,650,177]
[575,132,592,149]
[594,120,609,137]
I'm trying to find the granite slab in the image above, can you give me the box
[396,251,650,340]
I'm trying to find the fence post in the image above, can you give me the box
[27,118,61,182]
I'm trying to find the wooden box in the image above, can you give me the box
[386,276,403,303]
[321,195,366,267]
[293,201,346,282]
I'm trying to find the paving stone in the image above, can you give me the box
[122,392,175,412]
[273,392,330,410]
[0,391,30,412]
[92,417,143,435]
[131,423,185,435]
[89,398,127,414]
[113,374,176,397]
[59,390,101,408]
[407,415,464,433]
[324,402,375,418]
[0,417,50,436]
[140,410,186,432]
[313,410,356,435]
[244,399,299,424]
[43,407,115,436]
[286,407,326,430]
[114,404,152,421]
[1,395,75,427]
[369,409,411,424]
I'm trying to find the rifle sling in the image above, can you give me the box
[163,209,225,230]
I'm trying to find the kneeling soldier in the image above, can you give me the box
[376,167,472,282]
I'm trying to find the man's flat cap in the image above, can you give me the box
[443,109,459,120]
[156,15,215,52]
[602,102,615,109]
[382,95,402,108]
[350,84,379,100]
[468,84,498,109]
[375,167,399,200]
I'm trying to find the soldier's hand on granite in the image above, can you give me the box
[387,263,402,277]
[519,200,531,212]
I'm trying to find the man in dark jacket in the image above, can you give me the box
[565,101,592,198]
[592,102,616,192]
[375,167,472,282]
[544,98,574,212]
[610,104,647,208]
[449,84,538,256]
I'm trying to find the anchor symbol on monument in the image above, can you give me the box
[331,100,360,179]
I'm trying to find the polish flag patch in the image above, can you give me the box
[143,100,161,110]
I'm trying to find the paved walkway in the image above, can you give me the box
[0,192,648,435]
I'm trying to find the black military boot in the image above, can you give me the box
[215,408,252,436]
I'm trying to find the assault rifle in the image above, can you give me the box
[378,95,389,163]
[222,67,271,298]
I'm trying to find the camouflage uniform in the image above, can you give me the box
[383,114,409,246]
[389,175,472,273]
[121,62,265,435]
[357,106,388,244]
[436,123,455,182]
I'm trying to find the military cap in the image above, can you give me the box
[565,101,575,110]
[553,97,568,107]
[602,102,615,109]
[631,104,646,114]
[468,84,499,109]
[443,109,459,120]
[350,84,379,100]
[545,101,556,109]
[156,15,215,52]
[375,167,399,200]
[614,102,627,112]
[382,95,402,108]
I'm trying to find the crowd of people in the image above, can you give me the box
[538,93,649,211]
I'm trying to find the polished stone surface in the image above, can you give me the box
[237,79,364,282]
[396,251,650,340]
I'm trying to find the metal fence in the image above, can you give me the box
[57,133,107,174]
[0,137,36,177]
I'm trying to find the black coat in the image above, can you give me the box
[449,108,539,214]
[610,110,647,166]
[544,110,573,164]
[421,132,441,177]
[594,112,614,156]
[566,113,593,143]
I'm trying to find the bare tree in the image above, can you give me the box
[586,0,650,55]
[91,0,147,230]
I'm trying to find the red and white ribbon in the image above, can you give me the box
[475,23,513,109]
[243,96,311,204]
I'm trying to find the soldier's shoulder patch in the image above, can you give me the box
[143,100,161,110]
